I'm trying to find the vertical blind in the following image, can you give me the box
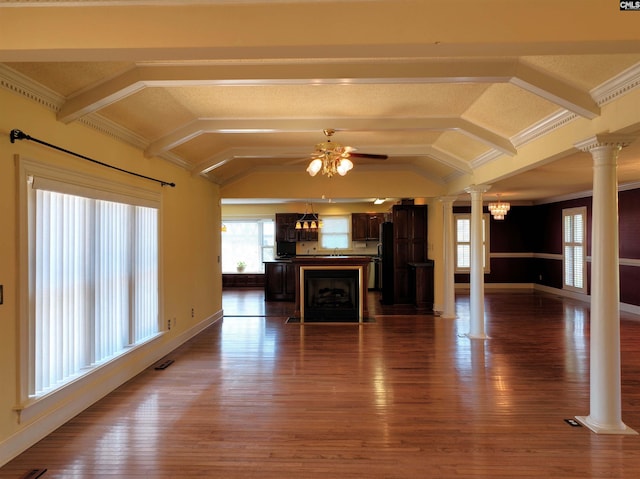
[31,186,159,397]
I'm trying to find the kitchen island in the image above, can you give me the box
[291,256,371,323]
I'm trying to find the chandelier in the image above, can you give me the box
[295,203,323,230]
[306,129,354,178]
[488,195,510,220]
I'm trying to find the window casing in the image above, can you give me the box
[318,215,350,251]
[454,213,490,273]
[221,219,274,273]
[19,158,161,402]
[563,207,587,293]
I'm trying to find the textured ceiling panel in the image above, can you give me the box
[521,54,640,91]
[2,1,639,202]
[464,83,559,137]
[101,88,195,140]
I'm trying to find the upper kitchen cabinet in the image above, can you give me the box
[275,213,299,242]
[351,213,384,241]
[276,213,319,242]
[297,227,318,242]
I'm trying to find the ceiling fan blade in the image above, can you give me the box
[349,152,388,160]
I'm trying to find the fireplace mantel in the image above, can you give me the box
[291,256,371,322]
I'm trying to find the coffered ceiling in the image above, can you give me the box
[2,0,640,204]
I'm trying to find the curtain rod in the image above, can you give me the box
[9,129,176,188]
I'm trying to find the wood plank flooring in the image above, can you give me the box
[2,290,640,478]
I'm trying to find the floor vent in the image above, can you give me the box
[22,469,47,479]
[154,359,174,370]
[564,419,582,427]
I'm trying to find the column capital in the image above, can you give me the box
[464,184,491,195]
[575,133,636,153]
[438,195,458,204]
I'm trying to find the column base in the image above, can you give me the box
[464,333,490,340]
[575,415,638,435]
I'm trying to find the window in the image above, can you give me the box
[563,207,586,293]
[454,213,490,272]
[221,219,274,273]
[20,160,160,399]
[319,215,350,250]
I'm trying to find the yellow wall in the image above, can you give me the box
[0,87,222,462]
[0,83,447,463]
[221,169,448,201]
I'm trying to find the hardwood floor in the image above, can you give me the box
[3,289,640,478]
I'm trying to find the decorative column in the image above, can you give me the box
[574,134,637,435]
[464,185,491,339]
[439,196,458,319]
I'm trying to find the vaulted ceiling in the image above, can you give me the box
[2,0,640,204]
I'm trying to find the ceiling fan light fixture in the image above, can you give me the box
[305,129,387,178]
[373,198,386,205]
[306,159,323,176]
[336,158,353,176]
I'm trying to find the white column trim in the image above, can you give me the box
[463,185,491,339]
[574,133,637,435]
[438,195,458,319]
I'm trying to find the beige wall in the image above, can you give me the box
[0,88,222,463]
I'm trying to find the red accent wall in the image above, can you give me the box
[453,188,640,306]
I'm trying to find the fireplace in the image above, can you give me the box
[292,256,371,323]
[303,269,359,321]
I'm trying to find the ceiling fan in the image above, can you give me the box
[306,129,388,178]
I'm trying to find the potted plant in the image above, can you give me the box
[236,261,246,272]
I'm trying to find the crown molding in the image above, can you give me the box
[472,62,640,166]
[532,180,640,205]
[0,64,189,169]
[3,61,640,178]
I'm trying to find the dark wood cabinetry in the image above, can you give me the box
[264,262,296,301]
[275,213,319,242]
[351,213,383,241]
[408,261,434,312]
[392,205,428,304]
[296,228,318,242]
[223,274,264,288]
[275,214,299,242]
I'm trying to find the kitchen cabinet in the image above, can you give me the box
[392,205,428,304]
[276,213,319,242]
[351,213,384,241]
[275,213,299,242]
[264,261,296,301]
[408,261,434,312]
[297,227,318,242]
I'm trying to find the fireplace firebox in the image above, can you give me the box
[292,256,371,323]
[303,269,359,321]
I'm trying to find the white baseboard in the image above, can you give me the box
[0,310,223,468]
[454,282,640,318]
[455,282,535,290]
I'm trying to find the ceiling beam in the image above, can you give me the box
[192,142,473,179]
[57,60,599,124]
[145,117,516,159]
